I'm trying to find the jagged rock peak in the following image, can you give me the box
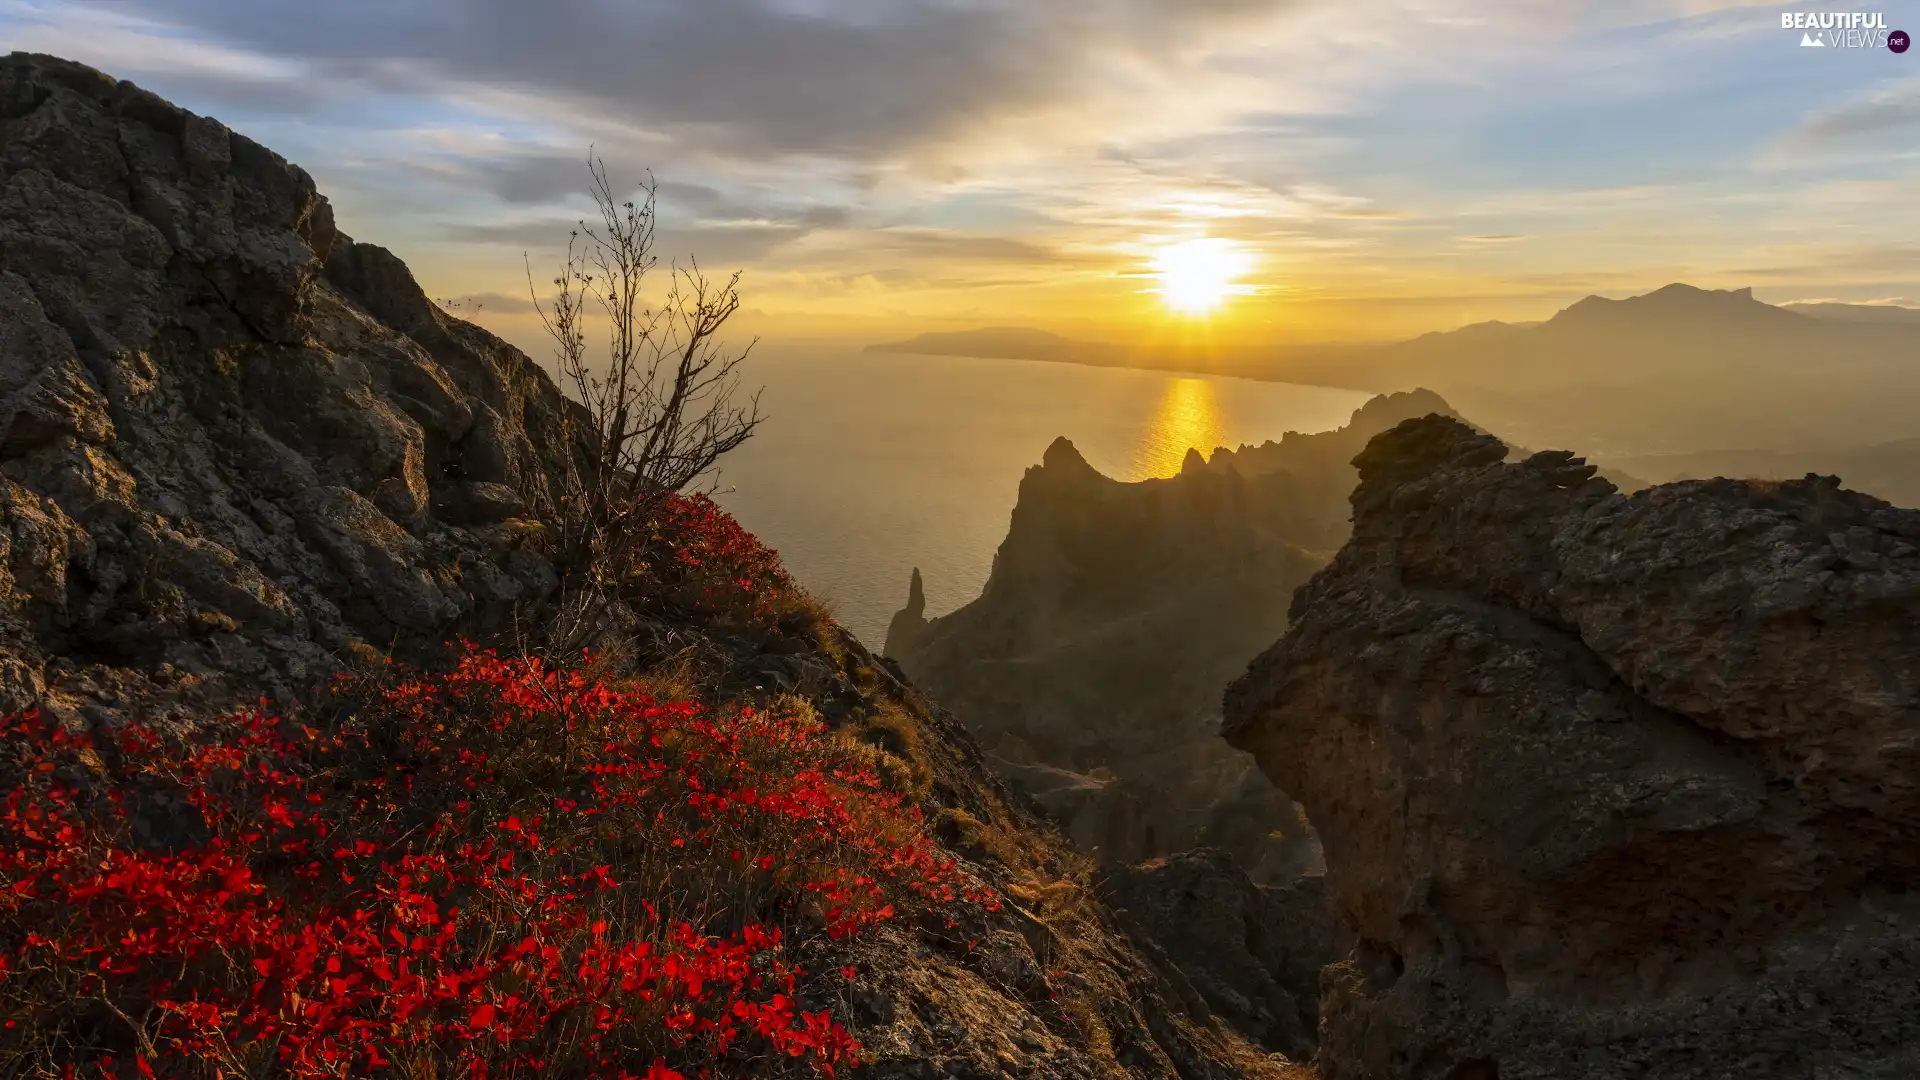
[1345,386,1455,430]
[1039,434,1097,475]
[882,567,931,661]
[1225,416,1920,1079]
[1180,447,1207,475]
[905,566,925,615]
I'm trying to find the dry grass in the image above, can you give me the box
[337,641,390,669]
[933,807,1028,869]
[848,702,934,802]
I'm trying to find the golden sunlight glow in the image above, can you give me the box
[1135,377,1222,479]
[1152,238,1253,315]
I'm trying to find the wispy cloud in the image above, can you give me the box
[1784,77,1920,142]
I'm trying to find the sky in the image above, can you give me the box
[6,0,1920,355]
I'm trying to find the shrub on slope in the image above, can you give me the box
[0,498,997,1079]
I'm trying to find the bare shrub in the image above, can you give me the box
[527,155,764,651]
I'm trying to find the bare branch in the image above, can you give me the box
[523,152,767,653]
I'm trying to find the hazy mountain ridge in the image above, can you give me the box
[873,284,1920,463]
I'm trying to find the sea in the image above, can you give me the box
[710,348,1371,647]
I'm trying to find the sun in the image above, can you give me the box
[1152,238,1253,315]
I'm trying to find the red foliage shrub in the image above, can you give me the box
[0,647,998,1077]
[642,493,806,627]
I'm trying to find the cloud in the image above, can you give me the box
[1789,80,1920,142]
[85,0,1314,167]
[1731,243,1920,281]
[857,229,1092,266]
[1782,295,1918,307]
[442,216,829,267]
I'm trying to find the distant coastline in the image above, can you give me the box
[865,327,1130,367]
[866,288,1920,455]
[864,326,1384,389]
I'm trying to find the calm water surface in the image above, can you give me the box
[712,350,1370,646]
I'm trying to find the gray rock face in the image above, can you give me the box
[0,52,579,716]
[1099,849,1353,1063]
[1224,414,1920,1079]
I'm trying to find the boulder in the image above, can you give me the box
[1225,414,1920,1079]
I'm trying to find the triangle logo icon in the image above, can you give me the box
[1801,31,1825,45]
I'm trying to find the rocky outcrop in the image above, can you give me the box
[1099,850,1352,1063]
[886,565,931,659]
[1224,414,1920,1079]
[883,391,1466,882]
[0,51,579,721]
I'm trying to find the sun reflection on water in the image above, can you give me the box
[1133,377,1223,479]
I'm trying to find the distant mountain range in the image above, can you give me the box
[866,327,1125,366]
[869,286,1920,465]
[1316,285,1920,456]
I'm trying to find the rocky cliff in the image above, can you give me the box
[0,51,580,724]
[1225,414,1920,1079]
[0,52,1306,1080]
[884,390,1464,883]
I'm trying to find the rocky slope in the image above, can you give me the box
[1225,414,1920,1079]
[0,52,1303,1080]
[883,390,1460,883]
[1098,850,1352,1066]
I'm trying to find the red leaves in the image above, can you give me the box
[646,494,804,626]
[0,644,998,1077]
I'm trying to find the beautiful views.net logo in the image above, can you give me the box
[1782,11,1909,50]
